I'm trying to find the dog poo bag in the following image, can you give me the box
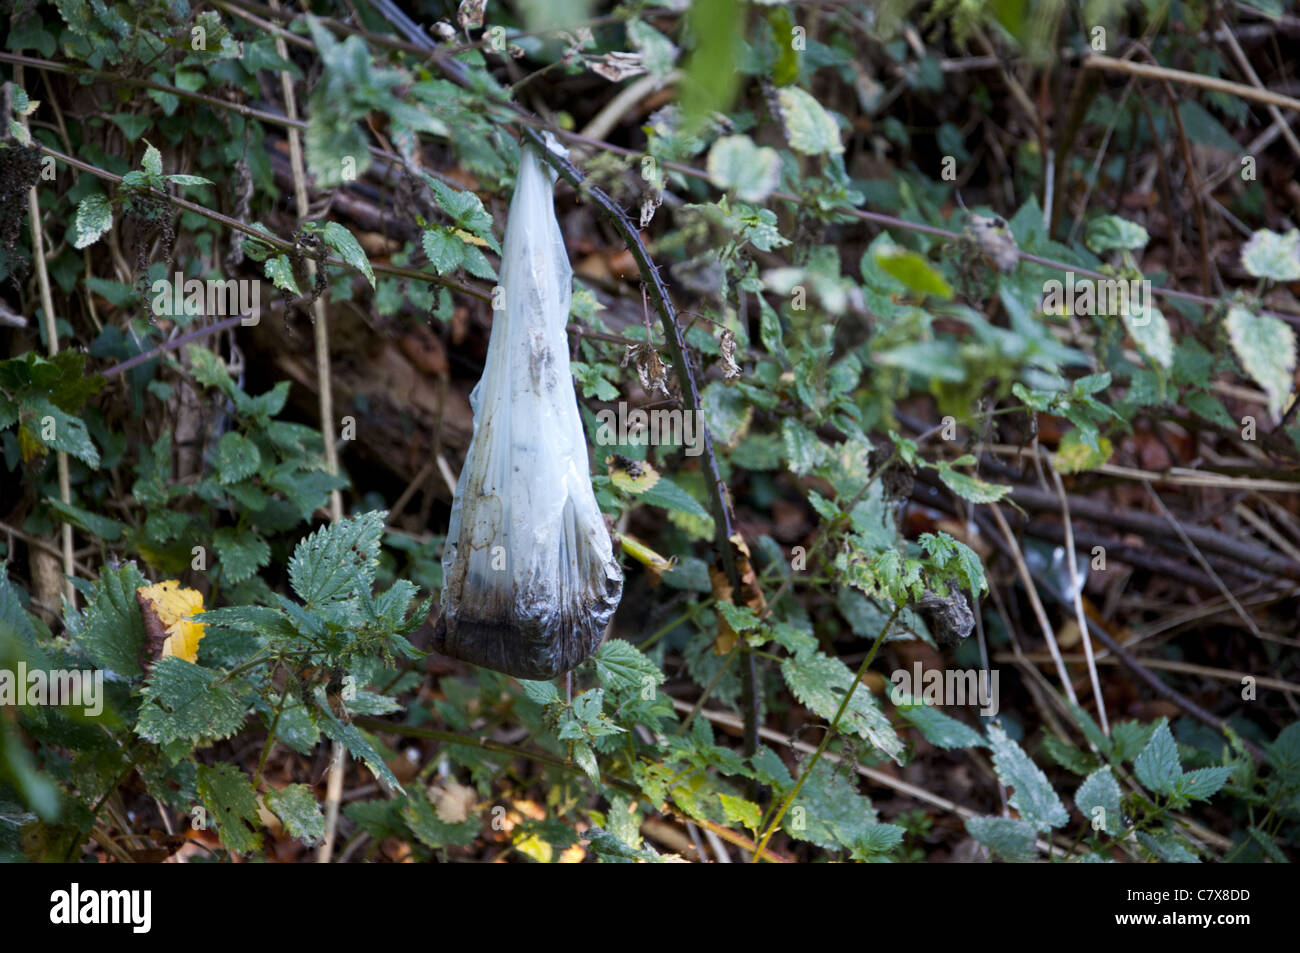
[432,143,623,679]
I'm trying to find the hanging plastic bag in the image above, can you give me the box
[432,142,623,679]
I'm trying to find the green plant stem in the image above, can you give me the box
[750,603,902,862]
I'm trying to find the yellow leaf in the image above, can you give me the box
[137,580,206,663]
[452,228,488,248]
[606,455,661,494]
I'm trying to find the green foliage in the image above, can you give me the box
[3,0,1296,866]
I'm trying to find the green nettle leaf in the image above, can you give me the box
[141,141,163,177]
[1085,215,1149,253]
[1123,299,1174,369]
[781,649,904,763]
[1266,722,1300,781]
[136,657,249,745]
[1247,826,1288,863]
[1225,305,1296,421]
[871,245,953,300]
[850,822,906,859]
[312,221,375,287]
[1075,766,1123,836]
[1109,719,1155,763]
[400,790,480,849]
[987,723,1069,831]
[76,562,149,678]
[264,255,300,294]
[636,474,712,522]
[1174,766,1233,803]
[317,706,403,792]
[266,784,326,845]
[895,697,985,750]
[28,399,100,466]
[1133,719,1182,795]
[790,757,879,850]
[214,431,261,484]
[1138,830,1200,863]
[46,497,127,542]
[166,174,213,187]
[422,227,465,275]
[717,793,761,834]
[775,86,843,155]
[590,639,664,698]
[424,176,499,252]
[1241,228,1300,282]
[706,134,782,203]
[965,815,1038,862]
[288,510,385,605]
[196,762,262,854]
[935,460,1012,503]
[72,193,114,249]
[212,528,270,584]
[781,417,827,476]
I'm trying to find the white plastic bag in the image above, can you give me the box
[432,143,623,679]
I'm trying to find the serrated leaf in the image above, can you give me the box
[266,783,325,846]
[775,86,843,155]
[264,255,300,294]
[46,497,126,542]
[1266,722,1300,781]
[196,762,261,854]
[1075,766,1122,836]
[895,697,985,749]
[72,193,113,249]
[1124,299,1173,369]
[1225,305,1296,421]
[136,657,248,744]
[781,417,826,475]
[29,398,100,466]
[1133,719,1181,795]
[636,473,711,521]
[141,141,163,177]
[1241,228,1300,281]
[936,461,1012,502]
[76,562,148,677]
[987,723,1069,830]
[422,227,464,274]
[1175,766,1232,803]
[1085,215,1149,253]
[214,430,260,484]
[317,706,403,793]
[212,528,270,584]
[590,639,664,698]
[965,815,1038,861]
[790,757,878,849]
[718,793,761,833]
[314,221,374,287]
[288,510,385,605]
[1138,830,1200,863]
[781,649,904,763]
[401,789,480,849]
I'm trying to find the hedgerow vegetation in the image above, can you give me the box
[2,0,1300,863]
